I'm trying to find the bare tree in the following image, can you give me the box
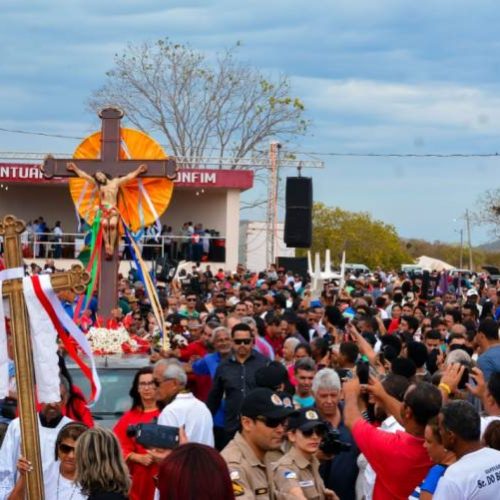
[89,40,308,168]
[475,188,500,238]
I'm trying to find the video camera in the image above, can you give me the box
[126,423,179,449]
[319,427,352,455]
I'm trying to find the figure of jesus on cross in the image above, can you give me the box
[66,162,148,259]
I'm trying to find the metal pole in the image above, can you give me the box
[459,229,464,269]
[466,209,473,270]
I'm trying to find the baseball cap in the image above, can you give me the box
[466,288,479,297]
[287,408,327,432]
[240,388,294,419]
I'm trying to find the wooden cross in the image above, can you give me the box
[0,214,90,500]
[42,107,178,318]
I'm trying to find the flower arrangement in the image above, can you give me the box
[87,326,135,355]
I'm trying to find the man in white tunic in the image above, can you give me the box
[0,390,72,499]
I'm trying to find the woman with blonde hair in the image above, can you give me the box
[75,427,130,500]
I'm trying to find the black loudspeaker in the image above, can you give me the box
[284,177,312,248]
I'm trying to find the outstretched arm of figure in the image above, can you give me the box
[66,162,95,183]
[118,163,148,185]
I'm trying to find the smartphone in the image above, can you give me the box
[356,359,370,385]
[458,367,469,390]
[135,424,180,449]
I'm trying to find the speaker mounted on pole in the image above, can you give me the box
[284,176,313,248]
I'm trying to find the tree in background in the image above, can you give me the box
[299,203,411,269]
[89,40,307,166]
[475,188,500,239]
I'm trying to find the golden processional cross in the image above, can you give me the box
[0,215,90,500]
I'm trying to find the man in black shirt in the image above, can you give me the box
[207,323,269,439]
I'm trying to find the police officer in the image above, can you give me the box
[221,388,294,499]
[273,408,338,500]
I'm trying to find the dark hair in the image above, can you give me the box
[294,343,312,357]
[441,400,480,441]
[339,342,359,364]
[380,335,402,360]
[157,443,234,500]
[406,341,428,369]
[483,420,500,450]
[129,366,155,410]
[311,337,329,358]
[391,357,417,380]
[445,309,462,325]
[382,373,411,402]
[58,354,88,423]
[425,329,442,341]
[54,422,88,460]
[404,382,442,427]
[487,372,500,407]
[294,357,316,374]
[478,319,499,341]
[401,315,419,333]
[324,306,343,327]
[231,322,253,337]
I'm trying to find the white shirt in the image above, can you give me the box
[158,392,214,446]
[433,447,500,500]
[0,415,73,499]
[44,461,86,500]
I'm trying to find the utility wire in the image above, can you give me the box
[1,125,499,158]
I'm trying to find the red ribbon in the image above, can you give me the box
[31,275,98,404]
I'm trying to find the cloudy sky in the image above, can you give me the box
[2,0,500,244]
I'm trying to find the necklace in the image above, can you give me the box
[57,471,78,500]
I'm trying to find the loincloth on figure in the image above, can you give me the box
[100,204,119,219]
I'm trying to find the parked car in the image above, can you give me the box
[345,263,371,275]
[401,264,424,276]
[68,354,151,428]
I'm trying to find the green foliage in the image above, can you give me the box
[297,203,411,269]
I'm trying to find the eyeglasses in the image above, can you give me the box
[59,443,75,455]
[300,426,326,438]
[233,338,252,345]
[138,381,156,388]
[255,416,287,428]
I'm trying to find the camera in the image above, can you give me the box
[126,423,179,449]
[319,427,352,455]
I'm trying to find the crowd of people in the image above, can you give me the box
[11,217,223,262]
[0,262,500,499]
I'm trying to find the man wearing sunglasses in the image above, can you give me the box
[222,388,294,500]
[273,408,338,500]
[207,323,268,441]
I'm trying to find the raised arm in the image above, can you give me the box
[66,162,95,183]
[118,163,148,185]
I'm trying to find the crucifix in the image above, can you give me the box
[0,214,90,500]
[42,107,178,318]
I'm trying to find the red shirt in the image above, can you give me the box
[264,334,283,357]
[179,341,211,400]
[352,419,432,500]
[114,407,160,500]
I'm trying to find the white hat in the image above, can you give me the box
[466,288,479,297]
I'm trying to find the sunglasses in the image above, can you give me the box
[186,298,197,302]
[300,426,326,438]
[255,416,287,428]
[233,338,252,345]
[59,443,75,454]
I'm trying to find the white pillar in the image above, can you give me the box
[225,189,240,271]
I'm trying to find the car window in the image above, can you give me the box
[69,368,135,416]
